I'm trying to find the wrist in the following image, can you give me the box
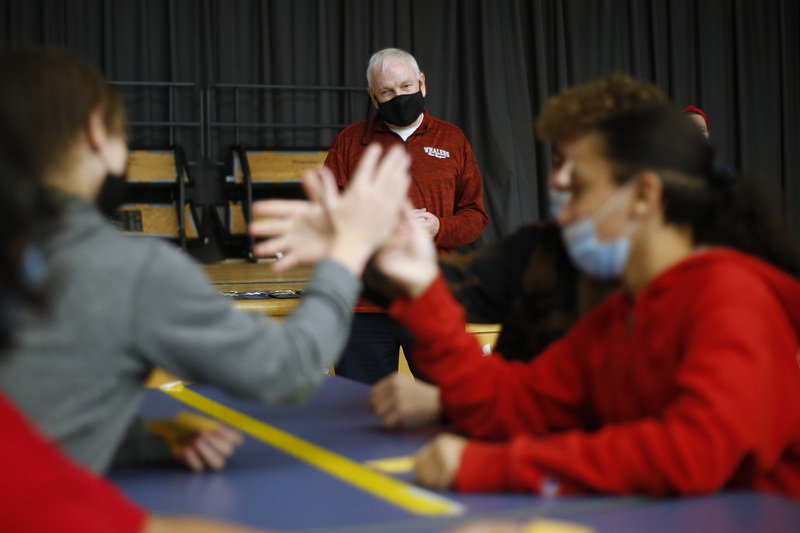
[405,263,439,298]
[328,239,373,277]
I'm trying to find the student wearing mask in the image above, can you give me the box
[382,103,800,497]
[368,74,665,427]
[0,47,410,474]
[0,89,272,533]
[264,103,800,498]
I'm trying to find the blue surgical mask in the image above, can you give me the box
[548,189,571,219]
[561,183,635,280]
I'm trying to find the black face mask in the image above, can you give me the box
[96,173,130,218]
[377,91,425,127]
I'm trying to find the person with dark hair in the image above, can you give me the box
[0,47,411,475]
[270,102,800,497]
[373,103,800,497]
[0,81,275,533]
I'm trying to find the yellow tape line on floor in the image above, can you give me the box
[160,382,463,516]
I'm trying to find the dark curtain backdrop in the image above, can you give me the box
[2,0,799,246]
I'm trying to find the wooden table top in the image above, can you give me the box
[204,259,313,285]
[203,259,312,317]
[202,259,502,333]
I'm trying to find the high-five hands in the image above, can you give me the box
[248,143,438,296]
[249,176,330,272]
[248,144,411,277]
[373,204,439,298]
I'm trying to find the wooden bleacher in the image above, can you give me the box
[217,147,328,259]
[112,147,200,249]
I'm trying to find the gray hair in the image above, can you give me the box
[366,48,421,88]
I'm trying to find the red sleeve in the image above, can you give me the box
[434,142,488,250]
[390,274,590,439]
[393,270,800,497]
[512,271,800,497]
[0,394,148,533]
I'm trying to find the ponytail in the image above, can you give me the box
[695,171,800,278]
[597,104,800,278]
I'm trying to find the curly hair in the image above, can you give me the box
[535,74,665,142]
[596,103,800,278]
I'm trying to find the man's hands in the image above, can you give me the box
[147,412,244,472]
[412,208,441,238]
[370,372,443,427]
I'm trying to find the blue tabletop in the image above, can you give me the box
[110,377,800,532]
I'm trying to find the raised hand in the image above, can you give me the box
[249,167,332,271]
[320,144,411,276]
[373,204,439,298]
[248,143,411,277]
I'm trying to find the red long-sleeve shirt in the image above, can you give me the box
[392,248,800,498]
[325,110,489,253]
[0,393,147,532]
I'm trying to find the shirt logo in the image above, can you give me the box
[424,147,450,159]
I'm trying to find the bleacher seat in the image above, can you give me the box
[217,147,327,259]
[111,147,200,249]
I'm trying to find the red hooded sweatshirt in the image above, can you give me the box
[392,248,800,498]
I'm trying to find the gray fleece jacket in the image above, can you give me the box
[0,193,360,472]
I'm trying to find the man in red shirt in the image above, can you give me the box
[324,48,489,384]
